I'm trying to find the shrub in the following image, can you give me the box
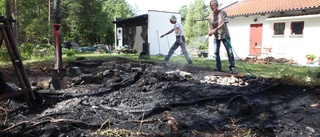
[65,49,76,57]
[33,44,52,57]
[19,43,34,60]
[305,54,316,59]
[0,46,10,62]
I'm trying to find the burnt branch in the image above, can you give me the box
[1,118,102,134]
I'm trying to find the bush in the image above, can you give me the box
[0,46,10,62]
[33,44,53,57]
[305,54,316,59]
[19,43,34,59]
[65,49,76,57]
[199,44,207,50]
[199,38,208,51]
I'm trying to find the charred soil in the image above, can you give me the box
[0,57,319,137]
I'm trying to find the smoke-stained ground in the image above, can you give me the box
[0,57,319,137]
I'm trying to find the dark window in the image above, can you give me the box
[274,22,285,35]
[291,21,304,35]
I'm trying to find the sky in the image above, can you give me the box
[127,0,210,14]
[127,0,237,15]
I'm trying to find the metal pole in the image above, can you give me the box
[157,30,161,55]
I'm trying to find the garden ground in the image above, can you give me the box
[0,56,319,137]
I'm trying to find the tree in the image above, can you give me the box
[0,0,4,15]
[0,0,137,48]
[62,0,104,45]
[183,0,210,50]
[61,0,136,46]
[16,0,50,43]
[179,5,188,20]
[102,0,137,46]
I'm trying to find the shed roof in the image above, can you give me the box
[112,14,148,24]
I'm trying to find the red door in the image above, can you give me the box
[249,24,263,56]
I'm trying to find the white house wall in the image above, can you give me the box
[264,14,320,64]
[133,26,144,53]
[228,17,257,59]
[148,11,181,55]
[208,16,258,60]
[209,14,320,65]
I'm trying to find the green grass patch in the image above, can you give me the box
[1,53,319,85]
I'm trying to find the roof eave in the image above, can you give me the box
[228,7,320,18]
[112,14,148,24]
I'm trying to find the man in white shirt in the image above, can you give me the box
[160,15,192,64]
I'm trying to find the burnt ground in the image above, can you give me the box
[0,56,320,137]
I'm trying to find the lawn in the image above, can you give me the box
[1,52,320,85]
[147,54,320,80]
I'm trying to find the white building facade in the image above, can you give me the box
[113,10,181,56]
[208,0,320,65]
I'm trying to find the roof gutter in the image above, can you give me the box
[265,13,320,21]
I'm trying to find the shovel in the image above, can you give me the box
[51,0,67,90]
[51,24,67,89]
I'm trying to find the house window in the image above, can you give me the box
[291,21,304,35]
[274,22,285,35]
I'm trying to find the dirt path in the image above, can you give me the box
[0,57,319,137]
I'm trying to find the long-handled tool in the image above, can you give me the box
[156,30,162,56]
[51,0,67,89]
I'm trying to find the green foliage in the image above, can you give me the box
[18,0,50,44]
[278,74,306,85]
[198,37,208,50]
[179,5,188,18]
[0,46,10,62]
[307,70,320,85]
[1,51,319,85]
[0,0,4,15]
[154,55,319,86]
[103,0,137,45]
[272,64,320,85]
[277,65,290,77]
[33,43,53,57]
[19,43,34,59]
[183,0,209,44]
[65,49,76,57]
[1,0,136,51]
[199,44,207,50]
[180,0,209,52]
[305,54,316,59]
[6,0,171,48]
[58,0,137,46]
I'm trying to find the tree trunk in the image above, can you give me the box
[5,0,19,44]
[48,0,51,43]
[6,0,12,18]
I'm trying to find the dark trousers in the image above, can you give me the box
[214,37,235,70]
[165,36,192,64]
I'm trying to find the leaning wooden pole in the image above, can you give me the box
[0,17,34,107]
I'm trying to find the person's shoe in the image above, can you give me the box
[188,61,193,64]
[230,67,238,74]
